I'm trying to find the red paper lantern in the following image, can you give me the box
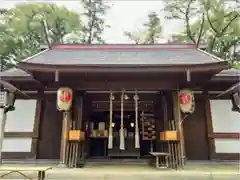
[59,91,72,103]
[179,92,190,105]
[57,87,73,111]
[179,89,195,113]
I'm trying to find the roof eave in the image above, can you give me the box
[211,68,240,82]
[1,76,36,82]
[211,75,239,82]
[18,61,229,73]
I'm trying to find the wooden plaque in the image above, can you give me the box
[160,130,179,141]
[68,130,85,141]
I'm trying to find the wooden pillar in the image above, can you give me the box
[59,111,71,166]
[0,108,6,163]
[72,91,88,166]
[79,94,84,165]
[172,91,185,167]
[32,90,44,159]
[162,92,170,165]
[162,92,168,130]
[203,91,215,160]
[82,93,92,159]
[154,92,164,151]
[74,93,84,131]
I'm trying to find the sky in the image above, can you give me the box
[1,0,184,43]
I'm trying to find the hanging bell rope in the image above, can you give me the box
[134,90,140,148]
[108,91,113,149]
[119,90,125,150]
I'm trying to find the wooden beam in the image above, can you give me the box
[208,133,240,139]
[89,93,157,101]
[46,81,178,90]
[4,132,37,138]
[14,65,44,86]
[217,82,240,97]
[92,104,154,112]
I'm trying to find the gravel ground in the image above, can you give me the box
[0,163,239,180]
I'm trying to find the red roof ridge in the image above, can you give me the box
[51,43,197,50]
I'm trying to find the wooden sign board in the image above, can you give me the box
[68,130,85,141]
[160,130,179,141]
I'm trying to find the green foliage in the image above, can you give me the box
[0,1,111,69]
[0,32,40,69]
[0,3,82,70]
[143,12,162,44]
[163,0,203,20]
[124,11,162,44]
[81,0,110,44]
[232,62,240,69]
[5,3,81,44]
[165,0,240,65]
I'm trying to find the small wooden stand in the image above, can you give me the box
[149,152,170,169]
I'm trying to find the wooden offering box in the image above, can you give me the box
[90,122,108,138]
[68,130,85,141]
[90,130,108,137]
[160,130,179,141]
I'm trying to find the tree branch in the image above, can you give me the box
[54,17,65,43]
[185,0,196,43]
[206,9,220,35]
[0,9,7,14]
[218,14,239,36]
[86,0,96,44]
[222,37,240,54]
[206,8,239,37]
[41,19,51,49]
[196,13,205,47]
[209,35,218,53]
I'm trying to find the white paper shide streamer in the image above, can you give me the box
[108,91,113,149]
[134,91,140,148]
[119,90,125,150]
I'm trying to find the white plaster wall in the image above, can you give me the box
[4,100,37,132]
[210,99,240,154]
[2,137,32,152]
[210,100,240,133]
[214,139,240,153]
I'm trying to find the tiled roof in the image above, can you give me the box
[1,44,232,78]
[22,44,223,65]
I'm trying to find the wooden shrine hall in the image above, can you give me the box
[1,44,239,169]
